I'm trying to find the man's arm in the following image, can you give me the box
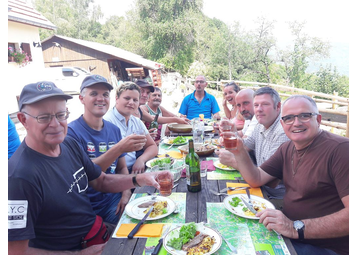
[114,157,132,216]
[217,137,275,187]
[258,195,349,239]
[92,134,146,172]
[8,239,105,255]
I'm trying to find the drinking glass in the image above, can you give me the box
[156,170,173,196]
[200,162,207,178]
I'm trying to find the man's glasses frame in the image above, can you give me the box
[22,111,70,124]
[194,80,206,84]
[281,112,318,125]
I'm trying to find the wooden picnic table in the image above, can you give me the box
[102,136,297,255]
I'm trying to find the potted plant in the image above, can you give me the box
[9,49,30,66]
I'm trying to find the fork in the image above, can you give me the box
[209,222,238,254]
[209,190,229,196]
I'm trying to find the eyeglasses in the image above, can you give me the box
[195,80,206,84]
[281,112,318,125]
[22,111,70,124]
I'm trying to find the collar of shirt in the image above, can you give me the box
[190,90,208,102]
[259,114,282,139]
[112,107,137,137]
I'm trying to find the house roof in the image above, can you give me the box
[8,0,56,30]
[43,35,164,70]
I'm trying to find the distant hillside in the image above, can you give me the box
[306,42,349,77]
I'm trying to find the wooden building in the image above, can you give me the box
[41,35,164,87]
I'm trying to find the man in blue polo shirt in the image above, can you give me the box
[179,75,221,120]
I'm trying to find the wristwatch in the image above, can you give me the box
[132,174,141,188]
[293,220,305,241]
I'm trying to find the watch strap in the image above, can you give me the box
[132,174,141,188]
[297,227,304,241]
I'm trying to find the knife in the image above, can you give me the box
[219,186,249,193]
[241,196,280,235]
[241,196,258,216]
[246,188,253,207]
[151,226,171,255]
[128,206,154,239]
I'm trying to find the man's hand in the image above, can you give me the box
[131,158,146,174]
[256,209,297,238]
[216,149,237,169]
[115,190,131,217]
[136,171,173,190]
[148,128,158,140]
[175,117,190,124]
[118,134,146,153]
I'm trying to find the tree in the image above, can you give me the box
[276,21,330,88]
[313,65,349,97]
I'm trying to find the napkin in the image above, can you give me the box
[226,183,264,198]
[181,160,215,177]
[157,151,183,159]
[115,223,164,238]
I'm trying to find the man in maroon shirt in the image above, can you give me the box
[217,95,348,255]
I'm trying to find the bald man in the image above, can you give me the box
[235,89,258,138]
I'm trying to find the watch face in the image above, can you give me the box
[294,220,304,229]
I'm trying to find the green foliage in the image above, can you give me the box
[32,0,348,97]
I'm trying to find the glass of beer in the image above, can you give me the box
[220,117,238,150]
[156,171,173,197]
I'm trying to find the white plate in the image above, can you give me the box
[223,194,275,220]
[163,138,188,146]
[163,224,222,255]
[124,196,176,220]
[145,158,175,169]
[213,161,236,171]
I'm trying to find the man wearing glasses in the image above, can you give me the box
[179,75,221,120]
[218,95,349,255]
[8,81,172,254]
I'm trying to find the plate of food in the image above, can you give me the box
[163,222,222,255]
[163,136,188,146]
[146,157,175,169]
[178,143,217,157]
[124,196,176,220]
[213,161,236,171]
[223,194,275,220]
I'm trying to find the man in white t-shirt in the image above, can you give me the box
[236,89,258,138]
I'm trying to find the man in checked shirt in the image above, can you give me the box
[242,87,289,199]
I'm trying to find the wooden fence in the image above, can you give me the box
[183,78,349,137]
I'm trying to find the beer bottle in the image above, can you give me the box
[149,113,159,130]
[185,139,201,192]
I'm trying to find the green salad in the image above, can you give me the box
[169,136,187,144]
[150,157,171,168]
[229,197,243,207]
[167,222,197,250]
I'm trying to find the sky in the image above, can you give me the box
[96,0,352,44]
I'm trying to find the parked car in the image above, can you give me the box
[43,66,91,92]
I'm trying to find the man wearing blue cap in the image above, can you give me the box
[8,81,172,254]
[67,75,147,225]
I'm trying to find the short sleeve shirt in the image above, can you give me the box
[8,137,101,251]
[260,130,349,254]
[67,116,127,210]
[104,107,149,168]
[179,91,220,120]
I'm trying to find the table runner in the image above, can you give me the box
[207,203,291,255]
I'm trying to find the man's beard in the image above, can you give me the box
[242,111,253,120]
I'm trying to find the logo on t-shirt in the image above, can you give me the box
[8,200,28,229]
[99,142,107,153]
[87,142,95,152]
[67,167,88,194]
[108,141,115,149]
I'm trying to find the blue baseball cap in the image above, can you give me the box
[18,81,73,111]
[80,74,113,92]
